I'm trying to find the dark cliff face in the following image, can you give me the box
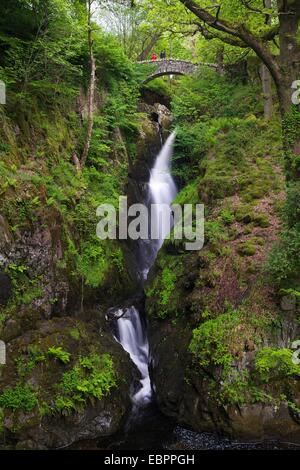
[0,184,135,450]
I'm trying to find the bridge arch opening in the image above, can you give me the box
[143,71,184,85]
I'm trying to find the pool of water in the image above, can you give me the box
[69,403,300,451]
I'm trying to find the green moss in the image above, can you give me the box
[235,205,269,227]
[237,240,257,256]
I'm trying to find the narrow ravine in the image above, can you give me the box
[111,131,177,408]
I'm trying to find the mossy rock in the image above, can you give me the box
[235,205,269,228]
[237,241,257,256]
[0,314,133,449]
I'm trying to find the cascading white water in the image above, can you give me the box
[149,131,177,251]
[115,306,152,405]
[114,131,177,406]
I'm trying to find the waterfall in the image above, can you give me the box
[113,131,177,406]
[149,131,177,251]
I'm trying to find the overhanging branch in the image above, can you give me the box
[178,0,281,86]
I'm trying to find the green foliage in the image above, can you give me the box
[283,106,300,180]
[189,309,241,372]
[47,346,70,364]
[268,228,300,285]
[54,353,117,415]
[4,263,43,308]
[16,345,46,378]
[285,182,300,228]
[143,77,174,100]
[146,256,184,319]
[173,180,199,206]
[172,70,260,124]
[235,205,269,227]
[219,370,251,406]
[0,384,38,412]
[205,221,227,247]
[220,208,234,225]
[255,348,300,382]
[172,69,282,200]
[69,328,81,341]
[237,240,257,257]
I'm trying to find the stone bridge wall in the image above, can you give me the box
[138,59,219,83]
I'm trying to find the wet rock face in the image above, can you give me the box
[128,103,172,188]
[226,404,300,443]
[124,103,172,283]
[149,319,300,443]
[0,210,70,318]
[0,272,12,305]
[147,245,300,443]
[0,313,134,449]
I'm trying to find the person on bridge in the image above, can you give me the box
[160,51,166,59]
[151,53,158,61]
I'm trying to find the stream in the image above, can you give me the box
[113,131,177,407]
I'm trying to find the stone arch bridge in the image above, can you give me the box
[138,59,219,84]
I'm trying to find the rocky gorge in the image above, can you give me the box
[1,2,300,449]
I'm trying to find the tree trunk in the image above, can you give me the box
[260,0,273,120]
[138,32,161,61]
[80,0,96,170]
[276,0,300,180]
[216,46,225,75]
[261,63,273,120]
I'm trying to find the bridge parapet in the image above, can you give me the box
[138,59,219,83]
